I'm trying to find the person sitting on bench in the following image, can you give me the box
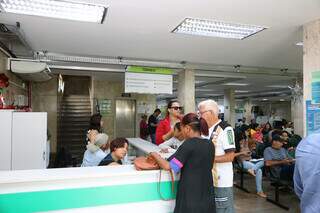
[264,134,295,182]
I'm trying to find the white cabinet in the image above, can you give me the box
[0,110,47,171]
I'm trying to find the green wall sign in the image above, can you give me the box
[127,66,173,75]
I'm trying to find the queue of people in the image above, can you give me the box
[80,99,307,213]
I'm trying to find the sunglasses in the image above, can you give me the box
[170,106,182,111]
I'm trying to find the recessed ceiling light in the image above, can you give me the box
[172,18,267,40]
[262,98,268,101]
[235,90,249,93]
[0,0,107,23]
[223,83,249,86]
[296,42,303,46]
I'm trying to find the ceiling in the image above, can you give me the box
[1,0,319,101]
[1,0,320,69]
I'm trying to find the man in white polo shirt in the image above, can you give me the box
[198,99,236,213]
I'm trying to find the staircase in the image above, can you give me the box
[57,95,91,166]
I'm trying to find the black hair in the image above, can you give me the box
[89,113,102,131]
[154,108,161,113]
[174,122,181,131]
[110,138,129,152]
[181,113,209,136]
[166,100,180,117]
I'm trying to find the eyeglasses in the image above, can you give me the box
[170,106,182,111]
[197,110,212,116]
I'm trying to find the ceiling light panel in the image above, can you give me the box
[223,83,249,86]
[0,0,107,23]
[172,18,267,40]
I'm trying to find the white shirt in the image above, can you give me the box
[203,120,236,188]
[159,137,183,153]
[81,149,108,167]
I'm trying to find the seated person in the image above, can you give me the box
[264,135,295,182]
[159,122,184,153]
[99,138,128,166]
[81,133,109,167]
[237,138,266,198]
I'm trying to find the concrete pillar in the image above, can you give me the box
[303,19,320,136]
[244,99,253,124]
[178,69,195,114]
[291,80,304,136]
[224,89,235,127]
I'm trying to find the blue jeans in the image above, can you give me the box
[150,133,156,144]
[242,160,264,192]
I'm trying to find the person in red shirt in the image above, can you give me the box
[156,100,182,145]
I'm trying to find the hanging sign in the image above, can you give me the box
[125,66,173,94]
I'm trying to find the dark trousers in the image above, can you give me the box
[280,164,295,182]
[150,133,156,144]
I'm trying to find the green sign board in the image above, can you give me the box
[99,99,112,115]
[126,66,173,75]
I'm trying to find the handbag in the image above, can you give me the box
[134,155,175,200]
[134,155,160,170]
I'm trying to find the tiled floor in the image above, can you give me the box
[234,173,300,213]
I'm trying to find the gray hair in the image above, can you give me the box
[198,99,219,116]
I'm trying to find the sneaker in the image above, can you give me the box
[257,192,267,198]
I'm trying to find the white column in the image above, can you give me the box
[178,69,195,114]
[244,99,253,124]
[303,19,320,136]
[291,80,303,136]
[224,89,235,127]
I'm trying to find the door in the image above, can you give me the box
[115,99,136,138]
[12,112,47,170]
[0,110,13,170]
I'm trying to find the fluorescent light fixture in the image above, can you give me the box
[235,90,249,93]
[196,88,215,92]
[266,85,289,88]
[296,42,303,46]
[223,83,249,86]
[172,17,267,40]
[262,98,268,101]
[280,99,285,101]
[0,0,107,23]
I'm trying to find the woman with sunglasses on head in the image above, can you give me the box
[151,113,215,213]
[155,100,182,145]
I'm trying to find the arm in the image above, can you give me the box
[159,138,174,149]
[234,151,250,157]
[265,158,294,167]
[215,151,235,163]
[150,152,171,170]
[215,127,236,163]
[162,129,174,141]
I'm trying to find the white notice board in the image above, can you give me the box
[125,72,173,94]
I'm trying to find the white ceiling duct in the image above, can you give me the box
[8,58,52,82]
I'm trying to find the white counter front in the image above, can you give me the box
[0,165,177,213]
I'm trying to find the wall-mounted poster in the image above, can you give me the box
[99,99,112,115]
[312,71,320,104]
[306,100,320,136]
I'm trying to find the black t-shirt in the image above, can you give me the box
[148,114,158,134]
[98,153,122,166]
[168,137,216,213]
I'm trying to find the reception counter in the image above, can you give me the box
[0,165,177,212]
[127,138,174,159]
